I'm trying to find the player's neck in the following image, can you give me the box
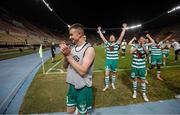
[111,42,115,44]
[76,38,86,46]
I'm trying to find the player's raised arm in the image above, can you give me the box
[117,23,127,44]
[97,26,107,43]
[128,37,136,45]
[146,34,155,43]
[130,46,137,54]
[163,34,174,42]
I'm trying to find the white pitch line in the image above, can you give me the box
[53,69,61,70]
[46,64,180,75]
[46,72,67,74]
[55,69,64,73]
[161,65,180,68]
[93,68,130,73]
[60,69,64,73]
[46,58,64,74]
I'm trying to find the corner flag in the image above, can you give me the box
[39,44,45,74]
[39,44,43,58]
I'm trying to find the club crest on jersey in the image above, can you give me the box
[137,52,143,58]
[73,55,80,62]
[109,46,114,51]
[156,45,160,48]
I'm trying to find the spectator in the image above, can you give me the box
[171,39,180,62]
[51,42,56,63]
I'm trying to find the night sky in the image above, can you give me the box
[0,0,180,32]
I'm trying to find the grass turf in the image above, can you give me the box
[19,45,180,114]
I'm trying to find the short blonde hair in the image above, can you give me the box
[69,23,84,35]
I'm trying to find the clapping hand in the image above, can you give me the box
[59,41,71,56]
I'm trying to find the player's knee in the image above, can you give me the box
[105,71,110,76]
[112,72,116,76]
[133,78,137,81]
[67,106,75,114]
[141,79,145,83]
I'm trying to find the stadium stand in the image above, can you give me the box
[0,8,63,49]
[0,7,179,49]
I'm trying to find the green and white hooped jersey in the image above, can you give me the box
[150,43,162,56]
[131,44,146,69]
[162,48,169,54]
[162,43,170,54]
[104,41,120,60]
